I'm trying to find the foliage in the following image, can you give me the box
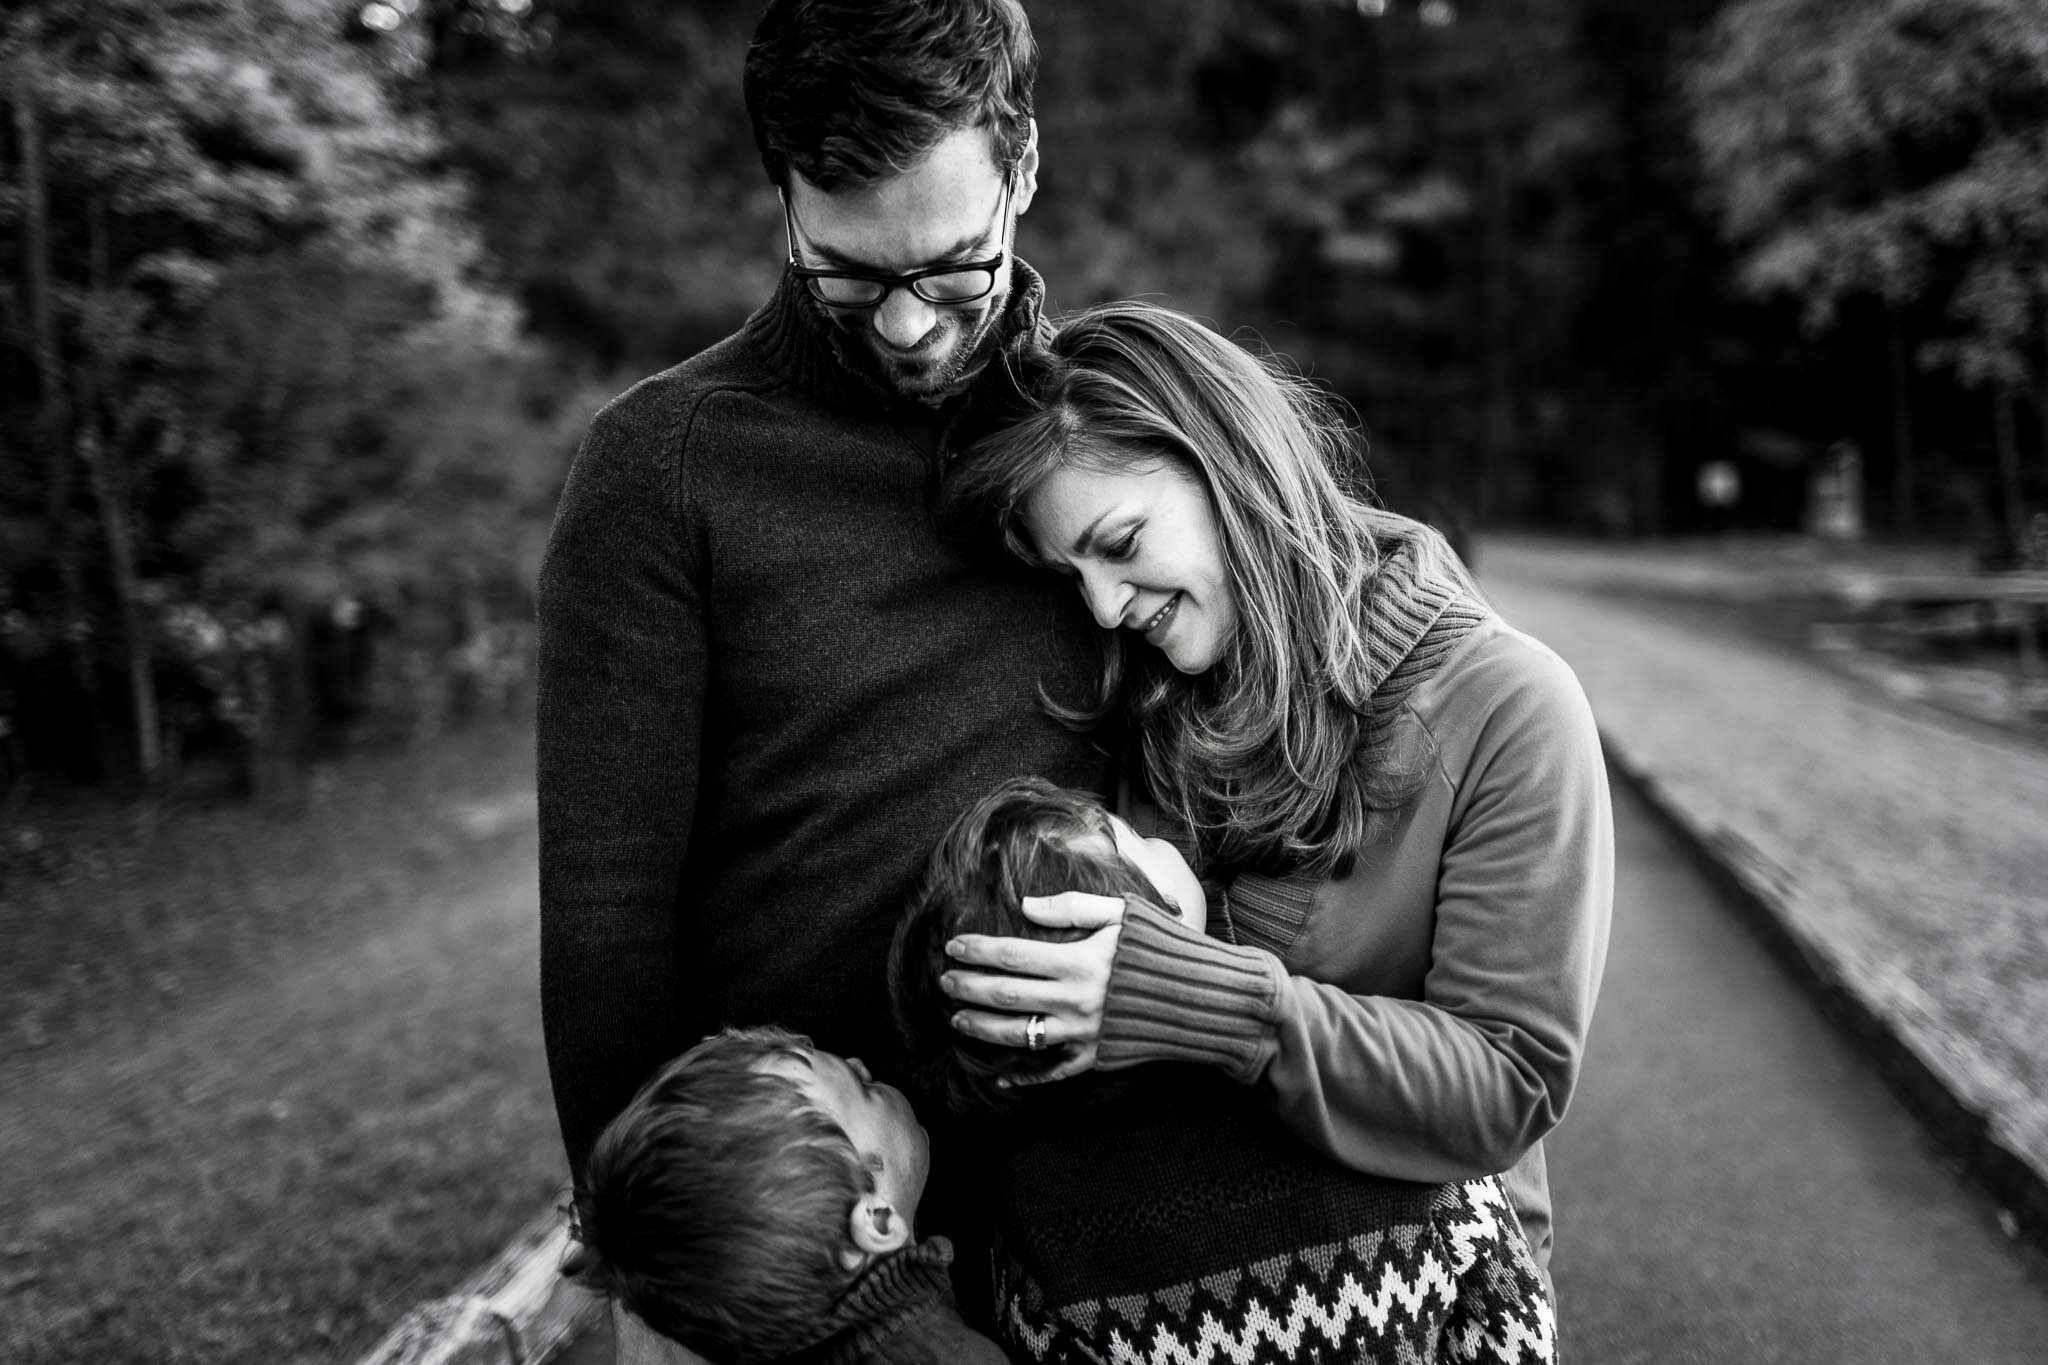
[1688,0,2048,392]
[14,0,2044,792]
[358,0,1693,538]
[1,0,571,787]
[365,0,777,368]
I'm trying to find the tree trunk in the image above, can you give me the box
[13,75,64,492]
[1887,306,1916,536]
[81,194,163,783]
[1993,385,2026,563]
[2037,294,2048,486]
[79,427,161,782]
[14,65,114,775]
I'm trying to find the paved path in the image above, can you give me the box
[1551,775,2048,1363]
[1479,537,2048,1185]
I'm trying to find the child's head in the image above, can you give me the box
[889,776,1205,1115]
[569,1025,930,1364]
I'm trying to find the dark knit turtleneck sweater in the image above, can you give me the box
[537,264,1117,1179]
[778,1237,1006,1365]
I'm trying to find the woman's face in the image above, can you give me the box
[1020,455,1238,675]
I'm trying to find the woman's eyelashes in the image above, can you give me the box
[1104,526,1140,561]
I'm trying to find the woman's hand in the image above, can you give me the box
[941,892,1129,1085]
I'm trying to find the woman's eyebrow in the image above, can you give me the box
[1069,510,1118,557]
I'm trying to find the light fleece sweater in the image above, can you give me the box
[1102,549,1615,1267]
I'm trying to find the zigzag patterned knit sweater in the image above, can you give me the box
[988,1066,1556,1364]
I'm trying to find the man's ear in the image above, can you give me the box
[845,1191,912,1266]
[1012,118,1040,217]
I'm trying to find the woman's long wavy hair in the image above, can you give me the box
[946,301,1473,877]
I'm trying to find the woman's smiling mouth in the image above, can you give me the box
[1138,593,1182,641]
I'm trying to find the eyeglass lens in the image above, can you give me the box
[805,268,999,308]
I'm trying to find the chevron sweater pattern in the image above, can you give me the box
[987,1069,1555,1365]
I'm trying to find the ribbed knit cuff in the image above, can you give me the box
[1097,904,1281,1083]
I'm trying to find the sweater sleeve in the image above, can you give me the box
[1097,646,1613,1186]
[537,389,710,1180]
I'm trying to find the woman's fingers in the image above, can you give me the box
[946,1010,1100,1083]
[1018,890,1127,930]
[940,968,1072,1015]
[949,1004,1054,1047]
[943,922,1120,1061]
[945,929,1095,978]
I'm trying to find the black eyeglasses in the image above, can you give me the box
[782,178,1012,308]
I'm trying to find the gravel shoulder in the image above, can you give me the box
[1479,534,2048,1219]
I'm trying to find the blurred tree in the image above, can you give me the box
[1233,0,1616,538]
[1,0,555,790]
[355,0,1284,365]
[1565,0,1746,536]
[348,0,775,369]
[1688,0,2048,549]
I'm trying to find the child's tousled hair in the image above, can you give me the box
[890,775,1163,1116]
[567,1026,871,1364]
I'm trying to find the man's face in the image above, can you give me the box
[784,125,1037,403]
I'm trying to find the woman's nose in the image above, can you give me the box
[1079,572,1129,630]
[872,288,937,350]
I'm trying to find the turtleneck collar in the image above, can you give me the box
[745,259,1051,421]
[1357,530,1470,707]
[776,1236,959,1365]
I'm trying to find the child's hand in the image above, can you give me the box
[940,892,1133,1084]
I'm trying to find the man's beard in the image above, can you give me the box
[821,293,1008,405]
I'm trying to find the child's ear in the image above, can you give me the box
[846,1192,912,1263]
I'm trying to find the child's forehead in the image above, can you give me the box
[1060,822,1120,862]
[750,1048,821,1086]
[1060,811,1149,869]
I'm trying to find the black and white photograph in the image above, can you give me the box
[3,2,2047,1362]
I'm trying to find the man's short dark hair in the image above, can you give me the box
[744,0,1039,190]
[568,1026,871,1364]
[889,776,1160,1115]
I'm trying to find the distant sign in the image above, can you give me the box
[1807,441,1863,540]
[1697,460,1741,510]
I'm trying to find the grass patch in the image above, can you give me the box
[0,719,566,1365]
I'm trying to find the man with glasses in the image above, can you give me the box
[538,0,1110,1355]
[781,172,1017,401]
